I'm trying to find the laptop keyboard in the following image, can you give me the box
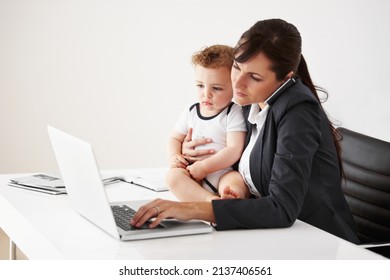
[111,204,162,231]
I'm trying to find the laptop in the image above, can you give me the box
[47,126,212,241]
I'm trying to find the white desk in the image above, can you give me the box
[0,170,386,260]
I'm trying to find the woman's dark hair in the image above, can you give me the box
[235,19,343,176]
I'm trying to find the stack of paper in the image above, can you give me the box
[8,173,126,195]
[8,173,67,195]
[8,168,169,195]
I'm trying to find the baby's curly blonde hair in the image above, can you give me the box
[191,45,234,69]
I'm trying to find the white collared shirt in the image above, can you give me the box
[238,104,270,197]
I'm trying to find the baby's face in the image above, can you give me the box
[194,65,233,117]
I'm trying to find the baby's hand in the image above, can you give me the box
[170,154,189,169]
[186,161,207,181]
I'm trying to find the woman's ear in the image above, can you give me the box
[284,71,294,80]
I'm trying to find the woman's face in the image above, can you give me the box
[231,52,284,108]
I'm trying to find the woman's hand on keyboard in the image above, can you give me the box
[130,198,215,229]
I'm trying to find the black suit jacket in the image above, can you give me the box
[212,78,360,244]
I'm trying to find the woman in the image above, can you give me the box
[131,19,360,244]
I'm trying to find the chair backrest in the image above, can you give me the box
[337,127,390,244]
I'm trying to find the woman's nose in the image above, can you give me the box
[232,73,244,89]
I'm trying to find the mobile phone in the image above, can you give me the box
[266,77,296,105]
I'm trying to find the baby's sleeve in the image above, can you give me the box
[173,107,190,135]
[226,104,247,132]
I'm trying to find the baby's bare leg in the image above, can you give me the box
[166,168,219,202]
[218,171,250,199]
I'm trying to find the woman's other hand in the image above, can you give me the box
[182,128,215,162]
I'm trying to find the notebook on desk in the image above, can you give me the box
[119,167,169,192]
[47,126,212,241]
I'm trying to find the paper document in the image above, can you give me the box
[8,168,169,195]
[8,173,124,195]
[112,167,169,192]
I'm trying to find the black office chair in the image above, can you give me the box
[337,127,390,258]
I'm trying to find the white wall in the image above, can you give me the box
[1,0,389,173]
